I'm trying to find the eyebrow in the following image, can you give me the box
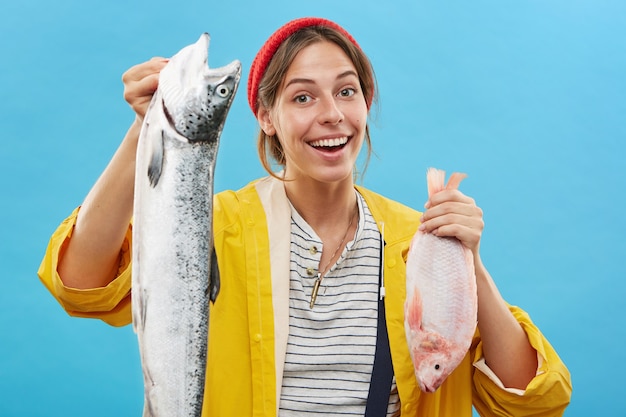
[284,70,359,89]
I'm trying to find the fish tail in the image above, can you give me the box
[426,168,446,197]
[445,172,468,190]
[426,168,468,196]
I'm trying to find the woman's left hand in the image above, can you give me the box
[418,189,484,255]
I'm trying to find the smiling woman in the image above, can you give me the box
[259,41,367,184]
[37,16,571,417]
[251,20,376,182]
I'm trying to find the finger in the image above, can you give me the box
[421,201,480,225]
[122,57,169,83]
[124,72,161,102]
[123,73,163,120]
[432,223,482,252]
[426,189,474,208]
[419,202,484,244]
[420,214,483,252]
[419,211,481,233]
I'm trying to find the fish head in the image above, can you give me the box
[415,351,453,393]
[159,33,242,143]
[411,332,454,393]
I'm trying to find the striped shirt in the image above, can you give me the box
[279,192,400,416]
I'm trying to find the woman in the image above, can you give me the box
[38,17,571,416]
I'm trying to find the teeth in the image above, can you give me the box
[310,137,348,148]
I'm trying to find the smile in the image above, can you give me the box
[309,136,349,148]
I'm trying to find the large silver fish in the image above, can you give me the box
[131,33,241,416]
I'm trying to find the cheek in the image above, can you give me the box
[277,114,312,144]
[349,105,368,129]
[270,105,289,134]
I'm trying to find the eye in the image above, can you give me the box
[434,364,440,370]
[338,88,356,98]
[294,94,311,104]
[216,84,230,98]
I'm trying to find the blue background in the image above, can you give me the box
[1,0,624,416]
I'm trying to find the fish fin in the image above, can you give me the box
[445,172,468,190]
[141,291,148,329]
[147,131,165,187]
[132,289,148,334]
[131,285,144,334]
[209,247,221,303]
[405,289,424,332]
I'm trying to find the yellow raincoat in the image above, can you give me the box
[38,176,571,416]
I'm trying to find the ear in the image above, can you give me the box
[257,107,277,136]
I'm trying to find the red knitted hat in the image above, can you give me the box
[247,17,366,115]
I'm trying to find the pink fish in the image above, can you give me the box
[404,168,477,393]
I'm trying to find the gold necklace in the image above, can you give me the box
[309,203,358,309]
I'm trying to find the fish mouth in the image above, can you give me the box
[308,136,350,151]
[418,380,437,394]
[205,59,242,83]
[199,33,242,84]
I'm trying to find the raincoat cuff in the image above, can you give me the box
[473,350,546,395]
[38,207,133,321]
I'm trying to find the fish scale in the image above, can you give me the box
[404,168,477,394]
[132,33,241,416]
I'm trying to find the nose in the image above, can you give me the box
[317,94,344,125]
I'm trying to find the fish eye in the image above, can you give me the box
[216,84,230,98]
[434,364,440,370]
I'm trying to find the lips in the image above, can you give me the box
[308,136,349,149]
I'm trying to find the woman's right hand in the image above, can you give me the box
[122,57,169,122]
[57,58,170,290]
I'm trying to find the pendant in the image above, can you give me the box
[310,276,322,309]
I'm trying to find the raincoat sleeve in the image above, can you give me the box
[471,305,572,416]
[37,207,133,327]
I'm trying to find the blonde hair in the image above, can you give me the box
[255,25,378,180]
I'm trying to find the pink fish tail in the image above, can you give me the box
[445,172,468,190]
[426,168,468,195]
[426,168,446,197]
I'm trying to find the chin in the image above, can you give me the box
[314,168,355,184]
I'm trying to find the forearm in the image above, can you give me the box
[58,120,141,289]
[475,256,538,390]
